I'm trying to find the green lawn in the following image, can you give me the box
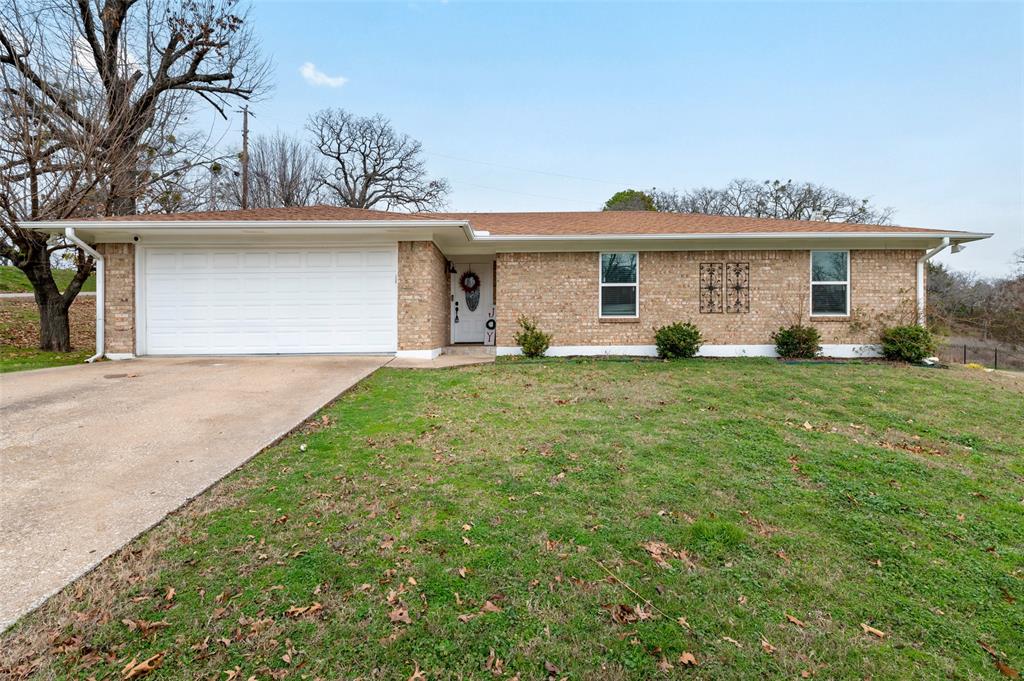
[2,360,1021,679]
[0,265,95,293]
[0,345,91,372]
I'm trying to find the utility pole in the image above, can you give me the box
[240,105,250,210]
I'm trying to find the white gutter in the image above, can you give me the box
[64,227,104,362]
[917,237,950,326]
[26,219,990,246]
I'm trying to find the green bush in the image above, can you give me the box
[771,324,822,359]
[513,316,552,358]
[654,322,703,359]
[880,325,937,362]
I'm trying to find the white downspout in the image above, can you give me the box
[917,237,950,327]
[64,227,104,362]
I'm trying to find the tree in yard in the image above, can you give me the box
[0,0,270,351]
[222,131,326,209]
[603,189,656,212]
[307,109,450,211]
[650,178,894,224]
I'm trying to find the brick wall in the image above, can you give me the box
[397,241,449,350]
[96,243,135,355]
[495,249,920,347]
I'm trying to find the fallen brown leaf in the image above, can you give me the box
[284,602,322,619]
[760,637,777,655]
[408,661,427,680]
[121,652,165,679]
[481,600,502,613]
[678,652,698,667]
[484,648,504,676]
[980,641,1020,679]
[390,606,412,625]
[860,622,886,639]
[996,661,1021,679]
[641,540,696,569]
[786,613,806,628]
[121,619,170,638]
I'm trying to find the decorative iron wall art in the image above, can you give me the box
[699,262,724,313]
[700,262,751,313]
[725,262,750,313]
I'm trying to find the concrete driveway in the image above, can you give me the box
[0,355,389,630]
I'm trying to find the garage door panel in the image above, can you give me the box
[144,246,397,355]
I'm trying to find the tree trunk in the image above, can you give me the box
[11,230,93,352]
[38,293,73,351]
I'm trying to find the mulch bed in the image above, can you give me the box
[0,297,95,349]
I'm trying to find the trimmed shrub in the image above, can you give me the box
[771,324,822,359]
[880,325,937,362]
[654,322,703,359]
[513,316,552,358]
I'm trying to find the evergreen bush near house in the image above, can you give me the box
[513,316,552,358]
[654,322,703,359]
[880,325,937,362]
[771,324,822,359]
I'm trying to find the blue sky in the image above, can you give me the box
[226,1,1023,276]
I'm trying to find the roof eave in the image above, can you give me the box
[471,231,992,242]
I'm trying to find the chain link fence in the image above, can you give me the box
[937,341,1024,371]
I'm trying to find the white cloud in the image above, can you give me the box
[299,62,348,88]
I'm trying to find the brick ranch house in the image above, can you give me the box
[31,207,989,360]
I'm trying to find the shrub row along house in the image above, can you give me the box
[30,207,989,360]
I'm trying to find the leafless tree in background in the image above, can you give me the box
[0,0,270,350]
[307,109,450,211]
[650,179,894,224]
[928,261,1024,345]
[223,132,326,209]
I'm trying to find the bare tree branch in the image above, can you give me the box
[307,109,450,212]
[649,179,894,225]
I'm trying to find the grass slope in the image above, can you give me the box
[0,265,95,293]
[2,360,1021,679]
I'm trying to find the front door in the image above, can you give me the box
[451,262,493,343]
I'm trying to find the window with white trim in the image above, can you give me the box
[810,250,849,316]
[600,252,638,317]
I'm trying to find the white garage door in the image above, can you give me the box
[142,246,397,355]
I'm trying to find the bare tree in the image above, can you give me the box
[1,0,270,351]
[307,109,449,211]
[928,261,1024,344]
[223,131,325,208]
[651,179,894,224]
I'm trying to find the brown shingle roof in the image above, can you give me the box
[82,205,425,223]
[72,205,967,236]
[426,211,950,236]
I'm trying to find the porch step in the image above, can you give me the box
[444,345,496,357]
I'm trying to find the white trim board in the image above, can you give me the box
[105,353,136,361]
[395,348,444,360]
[496,344,882,358]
